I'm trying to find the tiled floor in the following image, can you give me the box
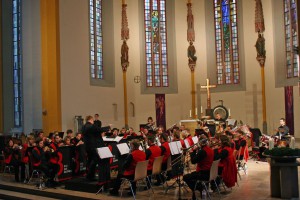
[0,159,299,200]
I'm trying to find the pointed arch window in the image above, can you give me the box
[144,0,169,87]
[13,0,22,127]
[214,0,240,85]
[89,0,103,79]
[284,0,298,78]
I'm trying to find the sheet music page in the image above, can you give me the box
[114,136,123,143]
[103,136,115,142]
[175,141,183,154]
[192,136,199,144]
[169,142,180,155]
[139,145,144,151]
[184,139,190,149]
[116,143,130,155]
[97,147,113,159]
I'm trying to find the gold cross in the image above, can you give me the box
[200,79,216,109]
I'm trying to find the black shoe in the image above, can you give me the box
[109,189,119,196]
[154,182,162,186]
[86,177,97,182]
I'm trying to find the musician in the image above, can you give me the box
[119,127,127,136]
[276,118,289,138]
[63,136,73,146]
[182,129,194,147]
[65,129,74,139]
[82,115,110,182]
[110,139,146,196]
[215,113,225,123]
[71,133,84,146]
[173,131,185,148]
[155,133,171,185]
[146,116,156,130]
[4,139,25,182]
[22,136,36,182]
[32,138,59,187]
[48,132,55,143]
[145,135,162,189]
[128,127,137,137]
[235,130,247,160]
[94,113,102,128]
[212,135,237,190]
[183,135,214,200]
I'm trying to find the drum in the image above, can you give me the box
[212,105,229,121]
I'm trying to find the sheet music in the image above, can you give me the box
[139,145,144,151]
[226,119,236,126]
[116,143,130,155]
[169,141,183,155]
[102,136,115,142]
[97,147,113,159]
[184,139,190,149]
[192,136,199,144]
[114,136,123,143]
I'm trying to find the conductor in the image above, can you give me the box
[82,115,110,183]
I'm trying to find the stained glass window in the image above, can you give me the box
[13,0,22,127]
[214,0,239,85]
[284,0,298,78]
[144,0,169,87]
[89,0,103,79]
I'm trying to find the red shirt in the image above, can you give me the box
[124,149,146,176]
[196,145,214,172]
[146,144,162,171]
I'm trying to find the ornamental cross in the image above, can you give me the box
[200,79,216,109]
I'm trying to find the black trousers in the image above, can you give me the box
[112,174,136,192]
[12,160,25,182]
[183,170,210,192]
[38,163,59,181]
[86,149,110,183]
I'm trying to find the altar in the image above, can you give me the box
[179,119,200,136]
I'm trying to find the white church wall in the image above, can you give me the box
[58,0,299,138]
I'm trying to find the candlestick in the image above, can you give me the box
[228,108,231,117]
[195,108,197,115]
[189,110,192,118]
[269,138,274,150]
[200,106,203,113]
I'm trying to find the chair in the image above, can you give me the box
[120,160,150,200]
[236,148,247,176]
[194,159,221,200]
[27,153,46,189]
[2,151,14,174]
[147,156,164,193]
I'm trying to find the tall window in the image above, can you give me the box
[144,0,168,87]
[284,0,298,78]
[13,0,22,127]
[214,0,239,85]
[89,0,103,79]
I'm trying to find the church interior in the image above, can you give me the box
[0,0,300,199]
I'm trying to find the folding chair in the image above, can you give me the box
[120,160,150,200]
[236,148,247,175]
[194,159,220,200]
[27,153,46,190]
[2,151,14,174]
[147,155,164,193]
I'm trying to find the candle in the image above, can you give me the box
[290,137,295,149]
[195,108,198,115]
[200,106,203,113]
[228,108,231,116]
[189,110,192,118]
